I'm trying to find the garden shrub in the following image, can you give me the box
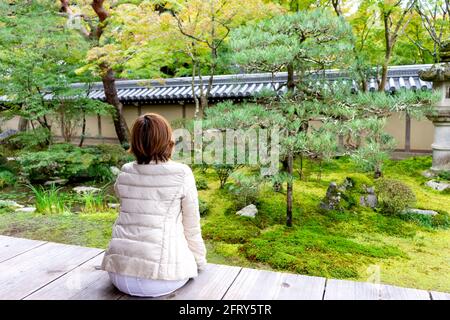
[195,177,209,190]
[3,127,50,151]
[400,211,450,229]
[19,143,130,182]
[213,164,237,189]
[198,198,209,216]
[431,212,450,229]
[0,170,16,188]
[226,172,261,210]
[92,144,134,166]
[437,170,450,181]
[375,178,416,215]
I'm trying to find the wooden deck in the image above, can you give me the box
[0,235,449,300]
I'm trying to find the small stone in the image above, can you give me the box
[44,179,68,186]
[401,208,438,216]
[425,180,450,191]
[236,204,258,218]
[365,186,375,195]
[0,200,23,208]
[108,203,120,209]
[422,170,436,178]
[110,166,121,176]
[6,157,17,161]
[15,207,36,213]
[73,186,101,194]
[360,194,378,208]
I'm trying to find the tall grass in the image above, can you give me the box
[28,184,67,214]
[80,191,108,213]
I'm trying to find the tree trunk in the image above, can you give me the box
[286,152,293,227]
[287,63,295,90]
[79,110,86,147]
[101,66,130,146]
[379,60,389,92]
[374,165,383,179]
[192,60,200,119]
[286,63,295,227]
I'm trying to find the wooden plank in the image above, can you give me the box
[25,254,122,300]
[122,263,242,300]
[0,242,102,299]
[324,279,381,300]
[223,268,326,300]
[0,235,46,263]
[380,284,430,300]
[430,291,450,300]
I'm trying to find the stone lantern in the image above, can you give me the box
[419,41,450,172]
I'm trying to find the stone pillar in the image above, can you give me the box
[430,116,450,171]
[419,41,450,172]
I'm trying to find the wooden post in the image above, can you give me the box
[137,103,142,116]
[405,112,411,152]
[97,114,102,138]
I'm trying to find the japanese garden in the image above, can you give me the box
[0,0,449,299]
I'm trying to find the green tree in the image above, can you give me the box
[167,0,283,116]
[0,1,88,139]
[208,10,354,226]
[59,0,134,146]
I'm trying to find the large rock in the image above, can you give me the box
[425,180,450,191]
[15,207,36,213]
[108,203,120,209]
[0,200,23,208]
[421,170,436,179]
[401,208,438,216]
[236,204,258,218]
[0,129,17,141]
[44,178,68,186]
[320,182,341,210]
[73,186,101,194]
[360,186,378,208]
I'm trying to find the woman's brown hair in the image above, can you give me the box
[129,113,174,164]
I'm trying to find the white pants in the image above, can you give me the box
[109,272,189,297]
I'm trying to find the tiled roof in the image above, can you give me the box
[1,64,434,105]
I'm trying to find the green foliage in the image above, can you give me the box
[79,190,111,214]
[230,9,353,73]
[0,0,91,127]
[212,164,237,189]
[2,127,50,152]
[195,177,209,190]
[437,171,450,181]
[399,212,450,230]
[28,184,68,214]
[198,198,209,216]
[0,170,16,189]
[226,172,262,210]
[376,178,416,215]
[19,143,129,182]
